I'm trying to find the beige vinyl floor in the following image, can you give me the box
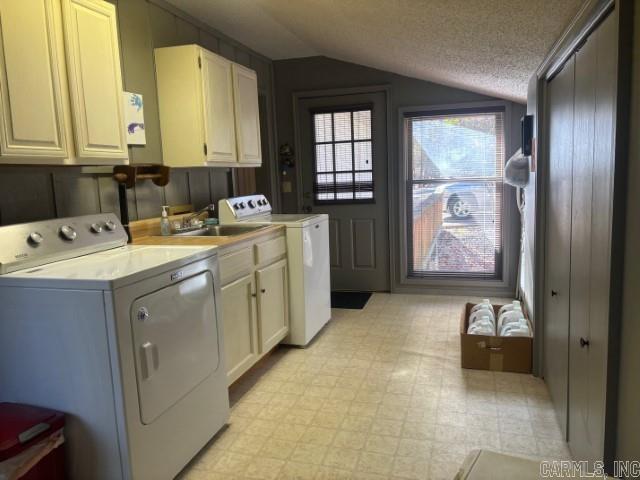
[178,294,571,480]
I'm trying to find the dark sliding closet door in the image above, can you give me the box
[544,55,575,439]
[544,11,618,464]
[569,12,617,465]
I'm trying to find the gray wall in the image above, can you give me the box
[273,56,525,291]
[0,0,277,226]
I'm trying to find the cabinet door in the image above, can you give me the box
[200,50,237,164]
[256,259,288,353]
[221,273,258,385]
[0,0,69,161]
[232,64,262,165]
[61,0,127,162]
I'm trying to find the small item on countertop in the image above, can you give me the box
[160,205,171,236]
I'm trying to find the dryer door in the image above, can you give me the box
[131,270,219,424]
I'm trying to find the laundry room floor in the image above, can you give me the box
[178,294,571,480]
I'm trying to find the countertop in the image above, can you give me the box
[131,222,285,249]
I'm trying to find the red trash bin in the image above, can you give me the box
[0,403,65,480]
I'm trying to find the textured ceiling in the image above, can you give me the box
[166,0,584,101]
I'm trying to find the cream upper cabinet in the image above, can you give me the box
[155,45,236,167]
[61,0,127,161]
[202,50,237,164]
[155,44,261,168]
[0,0,69,162]
[0,0,127,165]
[232,64,262,165]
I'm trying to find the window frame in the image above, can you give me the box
[397,102,519,293]
[406,106,506,280]
[310,105,375,205]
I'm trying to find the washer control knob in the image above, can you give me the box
[248,200,256,208]
[90,223,103,233]
[239,202,246,209]
[233,203,240,210]
[59,225,77,241]
[104,220,117,231]
[28,231,44,246]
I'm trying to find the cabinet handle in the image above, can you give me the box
[251,293,256,297]
[580,337,590,348]
[551,290,558,297]
[261,288,266,293]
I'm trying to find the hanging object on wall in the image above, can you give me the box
[123,92,146,145]
[279,143,295,175]
[521,115,534,156]
[504,148,530,188]
[112,164,170,242]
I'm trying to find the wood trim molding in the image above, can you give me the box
[537,0,615,80]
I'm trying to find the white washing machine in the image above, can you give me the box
[0,214,229,480]
[219,195,331,346]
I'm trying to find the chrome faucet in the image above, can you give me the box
[179,204,215,231]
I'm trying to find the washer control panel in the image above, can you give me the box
[0,213,128,274]
[218,195,272,223]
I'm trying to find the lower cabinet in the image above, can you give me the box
[256,259,289,353]
[219,233,289,385]
[221,273,258,385]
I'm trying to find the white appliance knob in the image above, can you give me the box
[59,225,77,241]
[248,200,256,208]
[90,223,103,233]
[239,202,246,209]
[104,220,117,231]
[27,231,44,246]
[233,203,240,210]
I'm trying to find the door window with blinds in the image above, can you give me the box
[312,108,373,203]
[406,108,505,278]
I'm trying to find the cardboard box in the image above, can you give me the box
[460,303,532,373]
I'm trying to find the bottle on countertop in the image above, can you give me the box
[160,205,171,236]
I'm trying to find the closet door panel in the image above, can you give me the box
[587,12,617,461]
[568,33,596,460]
[544,56,575,438]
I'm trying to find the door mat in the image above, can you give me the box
[331,291,372,309]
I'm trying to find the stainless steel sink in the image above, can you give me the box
[172,224,267,237]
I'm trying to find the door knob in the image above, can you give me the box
[137,307,150,321]
[261,288,266,293]
[551,290,558,297]
[580,337,590,348]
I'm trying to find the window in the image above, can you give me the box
[406,108,505,278]
[312,108,373,203]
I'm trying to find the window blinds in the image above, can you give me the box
[312,109,373,203]
[406,109,505,278]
